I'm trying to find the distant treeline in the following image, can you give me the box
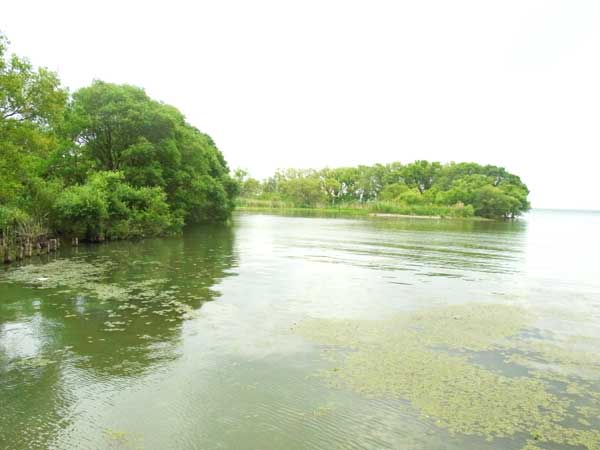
[0,32,237,245]
[235,161,530,219]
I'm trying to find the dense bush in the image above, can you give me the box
[52,172,178,240]
[0,205,29,234]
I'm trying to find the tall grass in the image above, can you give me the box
[236,198,475,218]
[236,198,296,209]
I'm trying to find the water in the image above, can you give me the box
[1,209,599,450]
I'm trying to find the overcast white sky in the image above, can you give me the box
[3,0,600,209]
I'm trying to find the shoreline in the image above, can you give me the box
[235,206,494,221]
[369,212,442,219]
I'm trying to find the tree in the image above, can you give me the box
[401,160,442,194]
[472,185,520,219]
[280,177,326,207]
[233,168,262,197]
[61,81,236,225]
[321,177,342,204]
[1,33,237,244]
[379,183,409,201]
[0,32,68,233]
[0,34,67,126]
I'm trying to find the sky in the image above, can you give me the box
[2,0,600,210]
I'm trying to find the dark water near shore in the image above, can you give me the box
[1,209,599,450]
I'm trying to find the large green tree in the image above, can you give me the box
[56,80,237,225]
[1,33,237,242]
[400,160,442,194]
[0,32,68,230]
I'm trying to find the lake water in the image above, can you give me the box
[1,209,599,450]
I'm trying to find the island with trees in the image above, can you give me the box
[235,162,530,219]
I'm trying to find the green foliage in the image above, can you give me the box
[0,34,67,127]
[58,80,236,225]
[53,172,177,240]
[0,32,68,241]
[401,160,442,194]
[53,179,108,239]
[379,183,409,201]
[280,177,326,207]
[0,205,29,234]
[240,161,530,219]
[234,169,262,197]
[0,33,236,242]
[367,201,474,218]
[0,33,67,196]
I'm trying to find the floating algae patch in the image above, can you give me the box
[5,259,172,304]
[295,303,600,449]
[103,428,144,449]
[521,442,545,450]
[3,258,111,289]
[3,258,138,303]
[2,259,200,332]
[507,336,600,382]
[13,356,57,369]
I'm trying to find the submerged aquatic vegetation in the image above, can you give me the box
[1,258,200,335]
[295,303,600,449]
[3,258,110,289]
[4,258,167,304]
[13,356,56,369]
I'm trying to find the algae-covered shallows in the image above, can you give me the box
[2,211,600,450]
[295,303,600,449]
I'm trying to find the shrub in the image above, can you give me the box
[53,172,179,240]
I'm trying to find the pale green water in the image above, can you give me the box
[1,210,599,450]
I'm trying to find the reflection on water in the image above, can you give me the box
[1,210,599,450]
[0,225,235,449]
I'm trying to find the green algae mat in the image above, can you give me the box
[295,303,600,450]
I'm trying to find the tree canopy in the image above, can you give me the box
[0,33,236,242]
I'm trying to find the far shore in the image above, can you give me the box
[236,206,495,221]
[369,212,442,219]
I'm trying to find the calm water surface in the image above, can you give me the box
[1,209,599,450]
